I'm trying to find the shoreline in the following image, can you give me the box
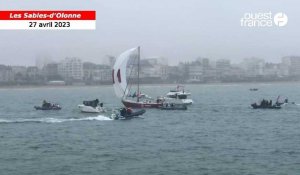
[1,80,300,90]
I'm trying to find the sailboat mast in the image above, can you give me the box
[137,46,140,102]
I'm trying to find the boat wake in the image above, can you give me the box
[0,115,112,124]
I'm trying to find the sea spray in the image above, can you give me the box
[0,115,112,124]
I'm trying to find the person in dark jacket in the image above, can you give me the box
[120,108,127,116]
[42,100,51,108]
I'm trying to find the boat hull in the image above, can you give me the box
[122,109,146,118]
[181,99,193,105]
[111,109,146,120]
[163,98,193,105]
[34,106,61,110]
[78,105,105,113]
[122,99,162,108]
[251,103,281,109]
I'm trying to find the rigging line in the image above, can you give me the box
[137,46,140,102]
[122,49,138,98]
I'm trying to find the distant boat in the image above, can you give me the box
[249,88,258,91]
[251,99,281,109]
[78,99,105,113]
[110,108,146,120]
[112,47,162,108]
[34,101,61,110]
[165,85,193,105]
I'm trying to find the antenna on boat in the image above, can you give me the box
[137,46,140,102]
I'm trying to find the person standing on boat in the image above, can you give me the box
[120,108,126,116]
[42,100,50,108]
[261,99,267,107]
[92,99,99,108]
[42,100,46,108]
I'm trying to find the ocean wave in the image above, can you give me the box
[0,115,112,124]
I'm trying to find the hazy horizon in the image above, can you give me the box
[0,0,299,66]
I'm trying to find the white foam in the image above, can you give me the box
[0,115,112,124]
[0,119,12,123]
[83,115,113,121]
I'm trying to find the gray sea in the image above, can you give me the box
[0,83,300,175]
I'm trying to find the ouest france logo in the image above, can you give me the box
[240,12,288,27]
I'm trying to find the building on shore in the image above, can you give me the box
[11,66,27,83]
[58,57,83,82]
[26,66,44,84]
[263,63,280,78]
[83,62,112,84]
[282,56,300,77]
[216,59,231,80]
[0,65,14,84]
[43,63,62,81]
[35,55,53,70]
[2,54,300,86]
[187,61,203,83]
[126,57,169,83]
[241,57,265,78]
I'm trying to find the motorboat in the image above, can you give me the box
[249,88,258,91]
[164,97,193,105]
[78,104,105,113]
[110,108,146,120]
[78,99,105,113]
[251,99,281,109]
[34,102,61,110]
[165,85,193,105]
[251,103,281,109]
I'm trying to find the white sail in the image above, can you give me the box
[112,47,138,98]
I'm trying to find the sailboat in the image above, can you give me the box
[112,47,163,108]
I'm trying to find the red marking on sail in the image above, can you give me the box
[117,69,121,83]
[112,69,115,83]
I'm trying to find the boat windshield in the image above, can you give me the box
[178,94,187,99]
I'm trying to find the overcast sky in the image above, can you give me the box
[0,0,299,66]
